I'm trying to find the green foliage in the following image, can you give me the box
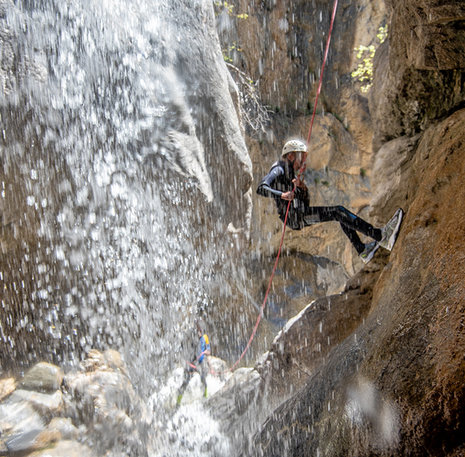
[222,42,243,63]
[360,168,367,178]
[377,25,388,44]
[351,25,388,93]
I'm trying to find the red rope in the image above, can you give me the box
[230,200,292,371]
[306,0,339,146]
[229,0,339,372]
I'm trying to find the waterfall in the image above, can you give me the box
[0,0,253,393]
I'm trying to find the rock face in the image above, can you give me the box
[1,1,465,455]
[222,0,389,278]
[369,0,465,147]
[253,109,465,456]
[247,0,465,455]
[204,256,386,456]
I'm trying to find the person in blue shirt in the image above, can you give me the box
[197,327,211,393]
[257,139,404,264]
[176,323,211,405]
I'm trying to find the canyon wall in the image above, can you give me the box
[236,0,465,455]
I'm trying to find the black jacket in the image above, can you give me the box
[257,160,309,230]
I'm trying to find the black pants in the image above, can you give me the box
[288,205,382,254]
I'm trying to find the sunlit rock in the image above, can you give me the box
[370,0,465,147]
[31,439,96,457]
[46,417,80,441]
[9,389,63,416]
[369,134,420,221]
[0,399,45,454]
[0,377,15,402]
[19,362,64,394]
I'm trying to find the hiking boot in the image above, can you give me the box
[379,208,404,251]
[360,241,379,264]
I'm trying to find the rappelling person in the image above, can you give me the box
[176,322,211,406]
[256,139,403,264]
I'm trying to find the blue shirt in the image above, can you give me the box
[198,334,210,363]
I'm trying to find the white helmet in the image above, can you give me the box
[281,139,307,157]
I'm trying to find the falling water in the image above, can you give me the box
[0,0,256,454]
[1,0,255,405]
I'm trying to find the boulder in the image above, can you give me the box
[62,349,148,456]
[80,349,128,375]
[9,389,63,416]
[20,362,64,393]
[64,368,137,424]
[4,429,46,454]
[0,398,44,436]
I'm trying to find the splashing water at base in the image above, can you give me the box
[148,366,232,457]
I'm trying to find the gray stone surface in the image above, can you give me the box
[20,363,64,393]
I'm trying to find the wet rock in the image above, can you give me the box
[62,349,148,456]
[0,349,148,457]
[4,428,44,454]
[64,369,136,424]
[207,356,230,382]
[208,367,262,442]
[20,362,64,393]
[0,0,252,374]
[0,390,58,455]
[0,401,63,455]
[9,389,63,416]
[0,377,15,402]
[30,439,96,457]
[46,417,79,441]
[0,398,44,437]
[256,253,385,409]
[80,349,128,376]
